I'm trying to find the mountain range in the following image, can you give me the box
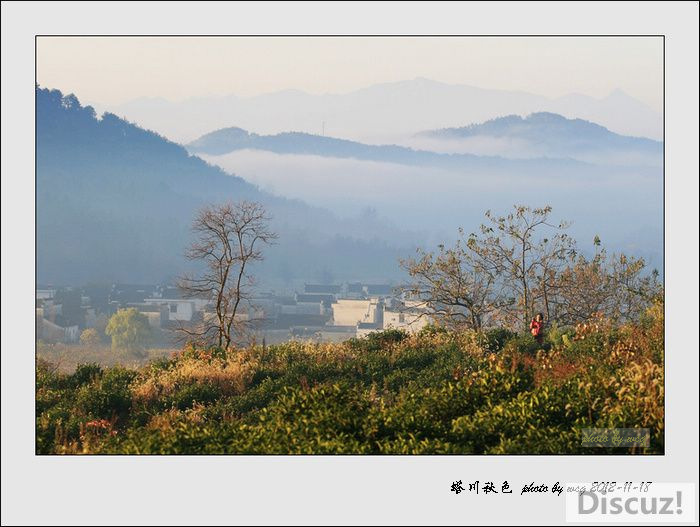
[188,121,662,272]
[105,78,662,145]
[37,85,664,288]
[186,113,662,171]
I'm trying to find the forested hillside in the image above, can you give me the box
[36,87,408,286]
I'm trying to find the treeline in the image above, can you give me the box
[401,205,661,330]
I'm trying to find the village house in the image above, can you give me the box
[36,288,57,301]
[294,293,334,315]
[383,304,431,334]
[36,309,79,343]
[304,284,341,295]
[356,321,383,338]
[142,298,202,322]
[332,298,383,327]
[364,284,394,296]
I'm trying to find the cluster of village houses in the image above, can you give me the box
[36,283,431,345]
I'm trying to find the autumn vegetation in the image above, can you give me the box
[36,298,663,454]
[36,203,663,455]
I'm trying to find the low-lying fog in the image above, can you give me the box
[200,149,663,270]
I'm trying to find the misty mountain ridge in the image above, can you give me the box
[421,111,660,144]
[107,77,662,144]
[187,114,661,172]
[415,112,662,166]
[186,109,661,271]
[187,127,515,167]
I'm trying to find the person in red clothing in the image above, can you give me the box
[530,312,545,346]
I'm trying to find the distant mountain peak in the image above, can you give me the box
[413,111,661,164]
[201,126,250,138]
[527,111,569,122]
[411,76,443,85]
[419,111,643,139]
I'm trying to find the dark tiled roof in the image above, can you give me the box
[110,284,157,304]
[304,284,341,294]
[365,284,394,295]
[296,293,335,304]
[263,314,331,330]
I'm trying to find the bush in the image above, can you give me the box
[79,328,101,347]
[418,324,448,337]
[348,328,408,352]
[169,382,222,410]
[74,367,136,422]
[36,312,664,455]
[70,363,103,387]
[503,333,542,355]
[478,328,518,353]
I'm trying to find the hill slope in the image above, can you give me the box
[36,87,408,286]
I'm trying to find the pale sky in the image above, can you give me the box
[37,36,663,111]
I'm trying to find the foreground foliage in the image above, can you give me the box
[36,303,664,455]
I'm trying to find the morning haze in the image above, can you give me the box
[35,36,663,288]
[38,36,662,109]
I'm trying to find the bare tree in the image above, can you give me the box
[612,255,661,319]
[556,247,661,324]
[399,228,509,330]
[555,250,613,324]
[466,205,576,329]
[402,206,577,331]
[177,201,277,348]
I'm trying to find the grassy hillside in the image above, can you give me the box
[36,302,663,455]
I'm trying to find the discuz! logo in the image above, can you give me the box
[565,483,695,523]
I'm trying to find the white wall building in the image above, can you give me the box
[141,311,163,328]
[143,298,197,322]
[36,289,56,300]
[332,298,380,326]
[383,309,431,334]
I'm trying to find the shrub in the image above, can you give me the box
[70,363,103,387]
[503,333,542,355]
[418,323,448,337]
[74,367,136,422]
[36,311,664,455]
[348,328,408,352]
[477,327,518,353]
[131,354,254,413]
[79,328,101,347]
